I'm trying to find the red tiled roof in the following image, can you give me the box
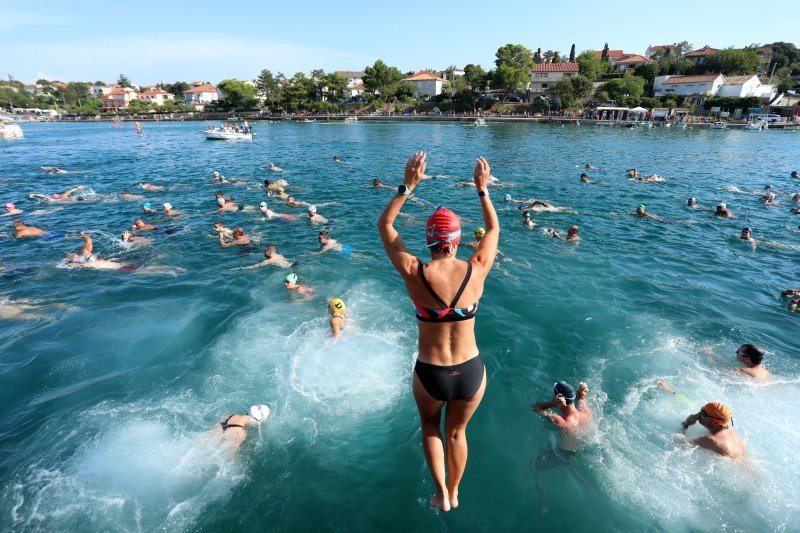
[336,71,365,78]
[648,44,681,52]
[139,89,170,95]
[616,54,653,64]
[403,71,448,82]
[723,75,758,84]
[685,46,719,57]
[594,49,625,59]
[663,75,720,84]
[350,83,365,90]
[184,84,217,93]
[533,63,579,73]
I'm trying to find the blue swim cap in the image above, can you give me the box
[143,202,152,209]
[553,381,576,403]
[504,194,512,201]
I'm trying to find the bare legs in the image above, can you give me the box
[412,369,487,511]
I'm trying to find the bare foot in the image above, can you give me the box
[449,490,459,509]
[429,493,451,512]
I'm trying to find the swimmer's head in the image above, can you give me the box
[718,202,727,211]
[741,228,751,238]
[259,201,267,208]
[307,205,317,215]
[5,203,15,211]
[688,197,696,206]
[287,196,295,202]
[568,225,579,236]
[277,187,285,194]
[285,273,298,285]
[766,193,775,200]
[700,402,732,428]
[12,220,24,228]
[163,202,172,210]
[553,381,576,405]
[122,189,131,194]
[263,244,276,257]
[318,230,329,243]
[213,171,219,177]
[52,193,61,199]
[426,207,461,252]
[143,202,152,210]
[64,252,79,261]
[765,184,773,191]
[249,404,270,422]
[736,343,764,366]
[503,194,512,202]
[522,211,531,220]
[792,171,798,178]
[474,227,486,239]
[637,205,646,213]
[372,179,381,186]
[217,197,225,206]
[264,179,271,186]
[328,298,346,314]
[232,227,244,238]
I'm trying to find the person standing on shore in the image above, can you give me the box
[378,151,499,512]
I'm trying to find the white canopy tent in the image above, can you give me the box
[629,106,648,113]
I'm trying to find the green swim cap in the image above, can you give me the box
[638,204,646,212]
[285,273,297,284]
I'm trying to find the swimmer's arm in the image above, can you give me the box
[532,402,568,427]
[232,260,268,270]
[378,152,423,276]
[79,232,93,256]
[62,186,84,198]
[470,157,499,275]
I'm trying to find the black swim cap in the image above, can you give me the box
[553,381,576,403]
[737,344,764,363]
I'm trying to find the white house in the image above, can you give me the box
[653,74,724,97]
[336,71,366,97]
[183,84,220,109]
[137,89,174,106]
[402,71,448,98]
[100,88,137,110]
[718,75,775,99]
[528,63,579,94]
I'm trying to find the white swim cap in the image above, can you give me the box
[213,171,219,177]
[259,201,267,208]
[719,202,727,209]
[217,197,225,206]
[163,202,172,210]
[307,205,317,214]
[689,197,696,202]
[249,404,270,422]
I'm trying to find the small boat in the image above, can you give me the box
[710,122,727,129]
[204,124,254,140]
[0,121,24,139]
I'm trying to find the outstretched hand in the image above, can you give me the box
[404,151,427,190]
[577,382,588,400]
[473,156,491,190]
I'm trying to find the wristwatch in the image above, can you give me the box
[477,189,488,197]
[398,184,412,196]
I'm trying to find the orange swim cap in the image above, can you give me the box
[702,402,732,427]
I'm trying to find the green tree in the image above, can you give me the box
[676,41,693,57]
[577,50,610,80]
[216,79,257,110]
[597,75,645,106]
[55,82,91,107]
[363,59,404,100]
[163,82,190,98]
[548,80,575,108]
[256,69,281,109]
[322,72,348,101]
[117,74,133,88]
[569,44,576,62]
[569,75,593,98]
[601,43,609,62]
[634,62,660,83]
[534,48,542,63]
[493,43,534,100]
[464,64,488,90]
[705,49,761,75]
[94,80,106,87]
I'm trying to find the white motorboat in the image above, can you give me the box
[0,121,24,139]
[204,126,254,140]
[710,122,727,129]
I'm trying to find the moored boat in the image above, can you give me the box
[710,122,727,129]
[204,123,254,140]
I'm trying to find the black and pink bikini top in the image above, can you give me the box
[413,262,479,322]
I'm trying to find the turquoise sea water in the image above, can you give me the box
[1,121,799,531]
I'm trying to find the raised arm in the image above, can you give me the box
[532,396,567,427]
[79,232,93,256]
[470,157,499,275]
[377,151,426,277]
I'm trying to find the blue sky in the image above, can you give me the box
[2,0,794,85]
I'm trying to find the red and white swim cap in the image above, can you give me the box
[426,207,461,248]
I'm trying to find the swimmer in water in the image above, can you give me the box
[462,227,486,248]
[121,230,151,246]
[680,402,744,458]
[522,210,536,229]
[791,171,798,179]
[517,199,555,211]
[781,288,800,313]
[579,173,592,183]
[210,221,234,239]
[139,182,164,191]
[272,187,289,200]
[132,219,156,232]
[64,232,137,271]
[328,298,346,338]
[29,185,86,203]
[40,166,68,174]
[263,179,288,191]
[0,297,68,321]
[2,203,23,217]
[635,204,669,223]
[739,227,757,251]
[626,168,638,178]
[333,155,342,163]
[307,205,328,225]
[215,191,233,202]
[212,171,230,184]
[120,189,144,201]
[209,197,242,213]
[232,244,293,270]
[501,194,529,205]
[285,195,309,207]
[703,344,772,380]
[258,201,294,220]
[532,381,592,516]
[714,203,733,218]
[686,197,711,211]
[11,220,46,238]
[268,162,284,172]
[546,225,580,242]
[317,229,343,253]
[791,193,800,202]
[215,404,270,452]
[142,202,158,215]
[219,227,253,248]
[371,178,394,190]
[378,151,499,512]
[761,192,779,205]
[284,272,313,296]
[585,162,597,169]
[162,203,184,218]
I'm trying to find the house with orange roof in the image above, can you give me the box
[528,63,579,94]
[336,71,367,97]
[137,89,174,106]
[645,44,683,59]
[685,46,719,66]
[613,54,655,73]
[594,49,626,61]
[402,71,448,98]
[100,87,137,110]
[183,84,220,110]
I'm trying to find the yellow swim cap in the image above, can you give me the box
[475,227,486,238]
[702,402,732,427]
[329,298,346,312]
[277,187,285,194]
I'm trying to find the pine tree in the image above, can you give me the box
[601,43,609,62]
[534,48,542,63]
[569,44,576,62]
